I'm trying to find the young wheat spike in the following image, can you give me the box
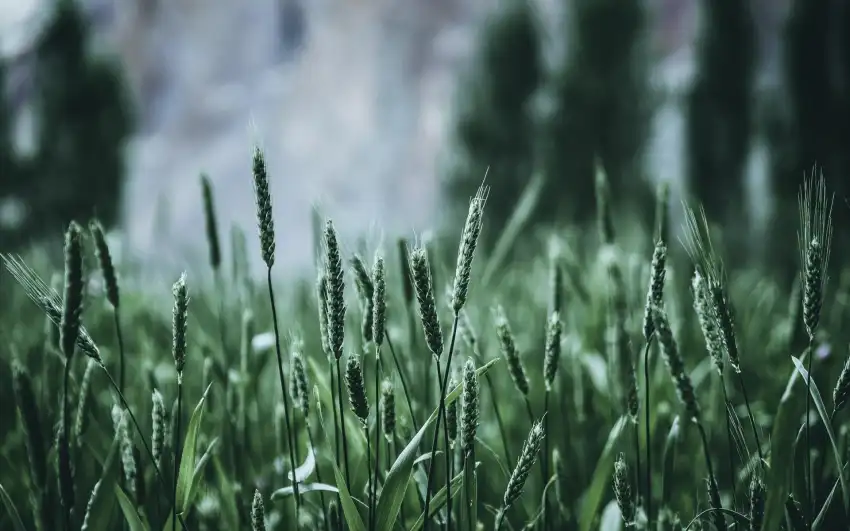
[345,353,370,425]
[1,254,101,362]
[651,305,700,422]
[113,405,137,496]
[706,476,726,530]
[172,273,189,380]
[543,311,563,392]
[290,350,310,416]
[381,379,396,441]
[252,489,267,531]
[410,246,443,358]
[61,221,84,360]
[460,358,480,457]
[493,305,529,396]
[81,479,102,531]
[691,271,724,374]
[798,168,833,339]
[373,254,387,346]
[316,271,332,357]
[324,221,346,360]
[351,254,375,343]
[642,240,667,342]
[73,358,97,444]
[451,184,488,313]
[446,375,459,443]
[613,453,636,527]
[494,420,545,530]
[749,477,765,531]
[200,173,222,270]
[89,219,119,309]
[152,389,165,466]
[252,146,275,268]
[833,346,850,417]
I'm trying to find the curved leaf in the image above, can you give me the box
[115,486,150,531]
[0,481,26,531]
[579,416,628,531]
[175,383,213,513]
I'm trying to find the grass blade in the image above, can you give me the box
[272,483,342,499]
[81,437,121,530]
[762,358,806,531]
[408,466,470,531]
[579,416,628,531]
[790,356,849,517]
[175,383,213,513]
[459,454,478,531]
[115,486,151,531]
[0,481,26,531]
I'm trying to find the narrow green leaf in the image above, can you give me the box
[114,486,151,531]
[408,467,469,531]
[81,437,121,531]
[212,456,240,531]
[762,357,806,531]
[271,483,342,499]
[183,437,219,511]
[0,481,27,531]
[176,383,212,513]
[791,356,849,517]
[373,406,438,531]
[579,416,628,531]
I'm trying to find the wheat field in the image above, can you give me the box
[0,149,848,531]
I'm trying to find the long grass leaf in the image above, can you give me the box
[0,481,26,531]
[115,486,151,531]
[579,416,628,531]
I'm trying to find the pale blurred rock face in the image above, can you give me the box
[113,0,481,279]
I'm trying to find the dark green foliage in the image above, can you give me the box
[685,0,755,225]
[448,0,541,237]
[20,0,132,246]
[539,0,652,226]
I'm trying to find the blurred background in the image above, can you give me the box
[0,0,848,279]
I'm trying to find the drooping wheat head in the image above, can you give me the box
[543,311,563,393]
[200,173,222,270]
[89,219,119,309]
[493,304,529,396]
[613,453,636,527]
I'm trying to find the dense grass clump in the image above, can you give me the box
[2,156,850,531]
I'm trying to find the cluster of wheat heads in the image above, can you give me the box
[3,157,850,531]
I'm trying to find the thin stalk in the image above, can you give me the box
[696,421,721,510]
[423,316,460,531]
[523,397,535,426]
[337,358,352,487]
[306,423,329,531]
[633,420,642,515]
[101,370,187,530]
[642,338,653,527]
[465,448,476,531]
[331,359,340,466]
[735,371,764,464]
[720,380,738,500]
[484,371,512,467]
[385,334,419,431]
[806,336,814,522]
[372,349,383,531]
[114,311,126,394]
[544,391,550,531]
[267,270,300,517]
[172,378,182,531]
[62,361,72,531]
[366,425,373,531]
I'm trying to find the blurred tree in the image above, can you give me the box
[15,0,132,246]
[685,0,755,224]
[540,0,653,227]
[446,0,542,238]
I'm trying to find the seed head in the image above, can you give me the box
[692,271,724,374]
[502,420,545,509]
[252,146,276,268]
[707,476,725,530]
[74,358,97,443]
[172,273,189,378]
[711,284,741,373]
[112,405,136,496]
[493,305,528,396]
[61,221,84,360]
[200,173,222,270]
[651,305,700,422]
[833,346,850,417]
[290,350,310,415]
[451,184,487,313]
[151,389,165,466]
[324,221,346,359]
[410,247,443,358]
[251,489,266,531]
[613,453,635,526]
[316,271,331,356]
[642,240,667,341]
[57,415,75,512]
[351,254,375,343]
[345,353,369,425]
[543,311,562,392]
[460,358,480,456]
[749,476,765,531]
[381,379,395,440]
[446,375,458,443]
[89,219,119,308]
[798,168,833,340]
[372,254,387,346]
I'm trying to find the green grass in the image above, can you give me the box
[0,159,849,531]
